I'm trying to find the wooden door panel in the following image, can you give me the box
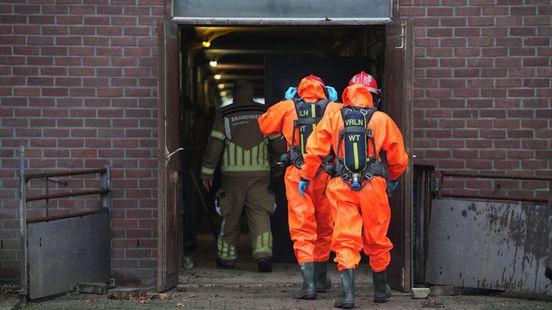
[383,20,413,292]
[157,20,180,292]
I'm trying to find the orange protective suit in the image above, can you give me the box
[258,77,340,264]
[300,84,408,272]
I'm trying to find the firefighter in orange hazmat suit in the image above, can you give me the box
[299,73,408,308]
[258,75,340,300]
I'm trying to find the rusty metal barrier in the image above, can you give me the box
[437,171,551,205]
[18,146,112,299]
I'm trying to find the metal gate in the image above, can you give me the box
[18,147,112,300]
[426,172,552,296]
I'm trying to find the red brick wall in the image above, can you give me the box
[0,0,164,286]
[400,1,552,200]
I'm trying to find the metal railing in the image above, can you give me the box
[18,146,112,298]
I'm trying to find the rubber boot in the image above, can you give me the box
[373,270,392,303]
[292,263,317,300]
[257,257,272,273]
[334,269,354,309]
[314,261,332,292]
[215,257,235,269]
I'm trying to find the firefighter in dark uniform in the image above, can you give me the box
[201,79,278,272]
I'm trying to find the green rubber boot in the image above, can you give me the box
[333,268,354,309]
[314,261,332,292]
[373,270,392,303]
[292,263,317,300]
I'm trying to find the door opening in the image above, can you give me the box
[158,23,413,292]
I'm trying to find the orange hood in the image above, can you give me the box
[342,84,374,108]
[297,78,327,102]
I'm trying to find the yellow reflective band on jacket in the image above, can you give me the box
[210,130,226,140]
[201,166,215,176]
[217,238,237,260]
[252,231,273,256]
[222,140,271,173]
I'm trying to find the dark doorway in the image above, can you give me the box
[160,23,413,292]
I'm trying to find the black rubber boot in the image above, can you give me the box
[314,261,332,292]
[373,270,392,303]
[292,263,317,300]
[215,258,235,269]
[334,269,354,309]
[257,257,272,273]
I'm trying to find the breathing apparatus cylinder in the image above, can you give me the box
[343,109,368,174]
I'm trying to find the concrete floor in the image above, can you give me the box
[8,263,552,310]
[5,232,552,309]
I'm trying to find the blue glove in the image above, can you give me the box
[389,180,399,191]
[325,86,338,101]
[298,178,310,196]
[285,87,298,99]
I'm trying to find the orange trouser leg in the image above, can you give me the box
[284,167,316,264]
[327,178,363,271]
[311,173,333,262]
[360,178,393,272]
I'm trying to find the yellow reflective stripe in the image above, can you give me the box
[234,143,238,165]
[353,143,359,170]
[210,130,225,140]
[223,146,229,166]
[258,143,263,166]
[221,142,271,171]
[256,234,262,253]
[269,134,282,140]
[236,144,242,166]
[228,143,235,166]
[300,128,305,154]
[259,142,264,166]
[201,166,215,176]
[252,145,258,166]
[218,238,237,260]
[311,104,316,117]
[263,143,270,166]
[253,231,272,256]
[244,147,251,166]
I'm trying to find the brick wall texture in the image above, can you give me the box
[400,0,551,200]
[0,0,164,285]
